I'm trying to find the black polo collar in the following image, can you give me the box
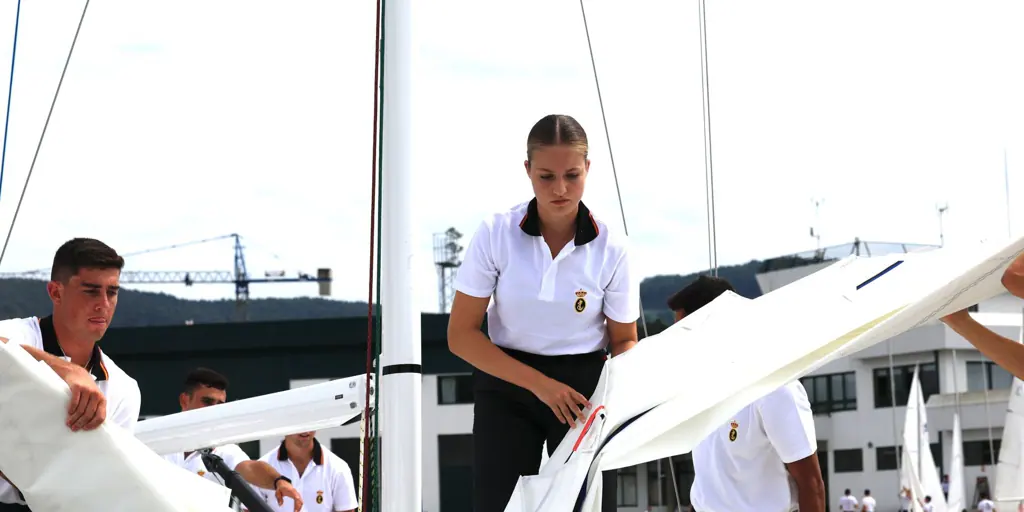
[518,198,600,246]
[39,315,108,382]
[277,437,325,466]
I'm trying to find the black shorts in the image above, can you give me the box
[472,347,617,512]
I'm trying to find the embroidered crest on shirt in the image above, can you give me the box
[316,490,324,504]
[574,289,587,313]
[197,470,206,477]
[728,420,739,442]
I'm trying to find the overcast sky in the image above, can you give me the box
[0,0,1020,314]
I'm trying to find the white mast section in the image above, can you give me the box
[379,0,422,509]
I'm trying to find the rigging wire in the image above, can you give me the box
[697,0,719,277]
[0,0,91,269]
[360,0,386,508]
[0,0,22,205]
[578,0,649,340]
[579,2,681,509]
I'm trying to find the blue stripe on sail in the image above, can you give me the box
[857,260,904,290]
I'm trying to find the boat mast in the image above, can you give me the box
[379,0,423,509]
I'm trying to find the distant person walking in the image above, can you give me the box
[861,489,876,512]
[838,488,858,511]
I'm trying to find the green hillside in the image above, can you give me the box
[0,260,768,328]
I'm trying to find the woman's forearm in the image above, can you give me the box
[449,329,549,393]
[945,314,1024,380]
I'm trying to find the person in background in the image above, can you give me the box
[975,492,995,512]
[162,368,303,512]
[838,488,858,511]
[0,238,142,507]
[669,276,826,512]
[861,489,876,512]
[942,474,950,500]
[256,431,357,512]
[922,495,935,512]
[899,486,913,512]
[942,252,1024,379]
[448,114,638,511]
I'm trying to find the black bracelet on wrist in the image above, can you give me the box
[273,475,291,489]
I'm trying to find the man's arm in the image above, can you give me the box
[0,339,107,431]
[942,310,1024,380]
[758,383,826,512]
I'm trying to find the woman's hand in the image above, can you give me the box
[531,377,590,426]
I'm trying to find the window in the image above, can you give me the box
[873,363,939,408]
[800,371,857,414]
[833,448,863,473]
[964,440,1002,466]
[437,374,473,405]
[876,446,900,471]
[616,465,638,507]
[238,440,261,460]
[967,361,1013,392]
[331,438,361,474]
[875,444,943,471]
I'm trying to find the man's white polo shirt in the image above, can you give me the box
[0,315,142,505]
[455,199,639,356]
[861,495,877,511]
[690,381,817,512]
[839,494,858,511]
[256,439,357,512]
[162,444,250,487]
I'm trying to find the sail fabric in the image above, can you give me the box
[135,375,369,455]
[947,413,965,512]
[994,312,1024,510]
[902,368,947,512]
[0,340,234,512]
[900,444,926,512]
[505,235,1024,512]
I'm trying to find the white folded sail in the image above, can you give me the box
[0,340,234,512]
[947,412,965,512]
[994,311,1024,510]
[901,367,947,512]
[505,235,1024,511]
[135,375,370,455]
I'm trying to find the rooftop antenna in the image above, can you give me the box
[809,197,824,251]
[937,202,949,247]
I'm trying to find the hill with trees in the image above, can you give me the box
[0,260,769,329]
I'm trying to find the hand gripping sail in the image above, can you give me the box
[0,341,233,512]
[505,235,1024,511]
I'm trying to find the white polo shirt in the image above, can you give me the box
[839,494,858,511]
[256,439,358,512]
[861,495,877,511]
[977,498,995,511]
[163,444,250,486]
[690,381,817,512]
[0,315,142,505]
[922,502,934,512]
[455,199,639,356]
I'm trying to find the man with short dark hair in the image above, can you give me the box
[0,238,142,506]
[665,275,736,323]
[163,367,304,512]
[671,276,826,512]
